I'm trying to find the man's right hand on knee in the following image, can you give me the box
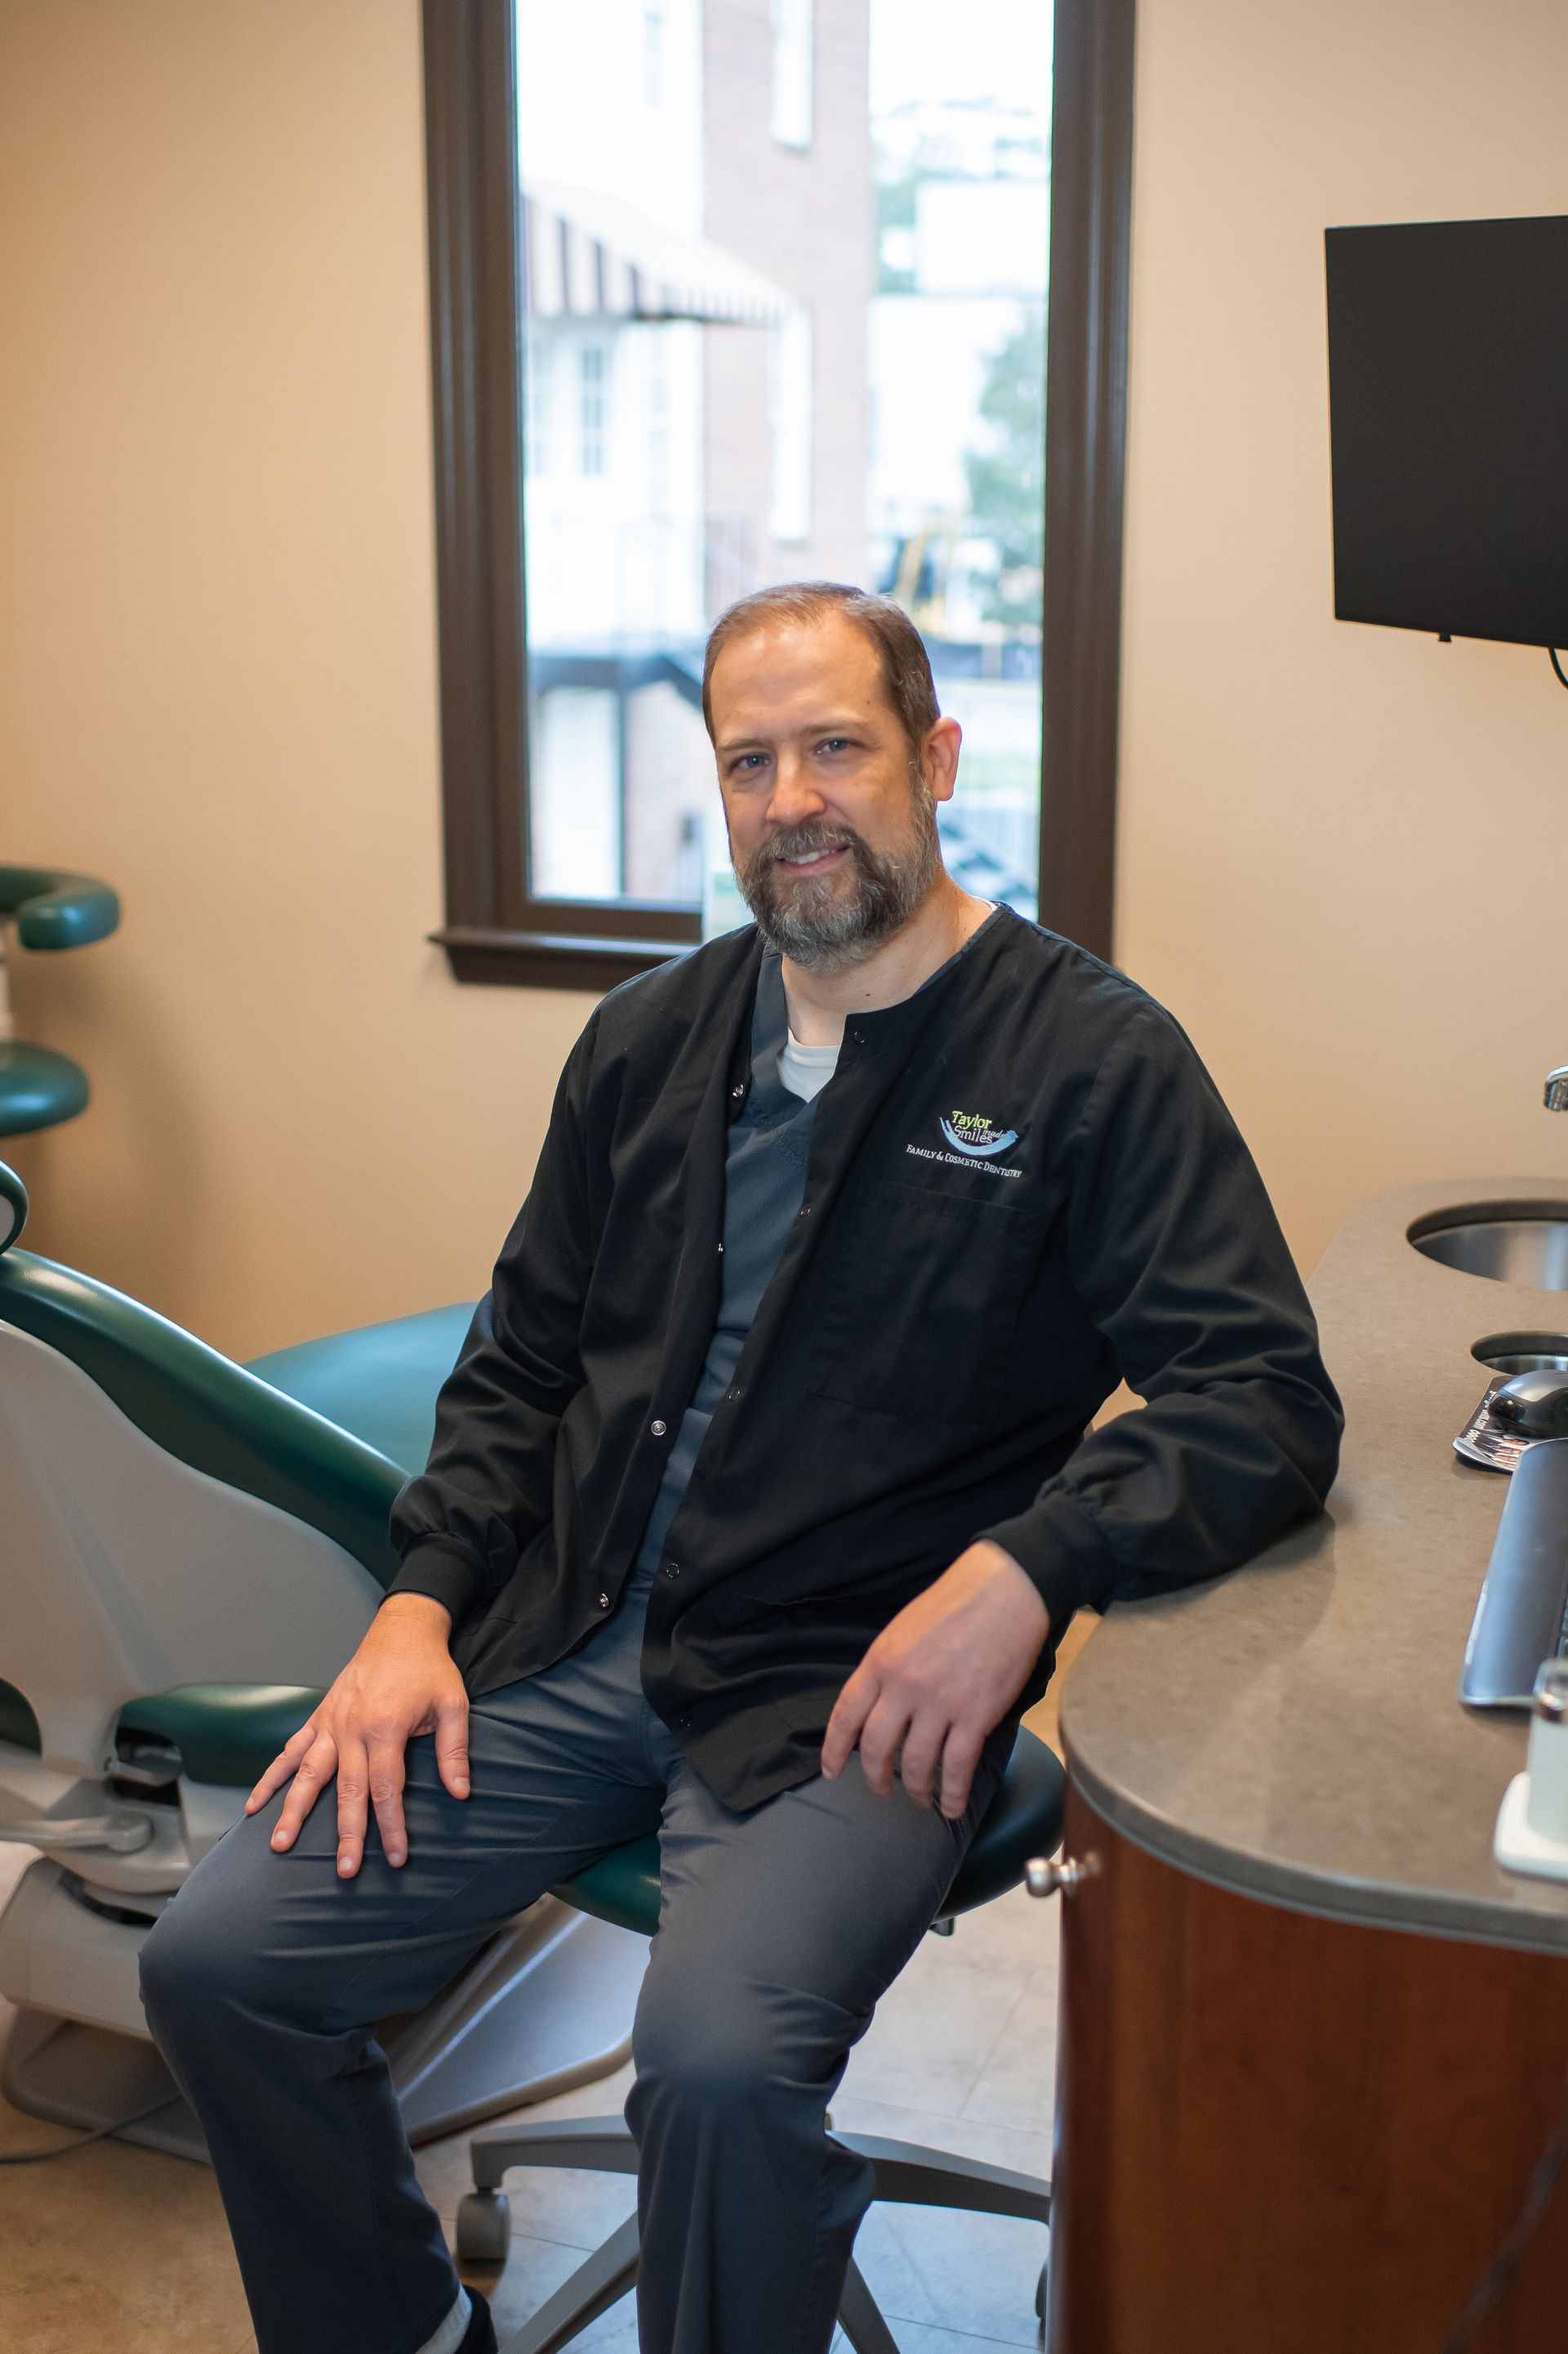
[244,1594,470,1876]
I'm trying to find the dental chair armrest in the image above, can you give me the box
[117,1684,327,1787]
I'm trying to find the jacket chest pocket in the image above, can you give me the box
[807,1177,1045,1425]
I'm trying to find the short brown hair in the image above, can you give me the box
[701,581,940,765]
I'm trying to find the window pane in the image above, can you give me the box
[771,0,814,150]
[514,0,1051,924]
[532,689,621,897]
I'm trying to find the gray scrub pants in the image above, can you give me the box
[138,1571,1009,2354]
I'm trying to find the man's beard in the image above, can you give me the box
[733,791,942,973]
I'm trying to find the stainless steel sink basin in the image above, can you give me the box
[1409,1206,1568,1290]
[1473,1331,1568,1377]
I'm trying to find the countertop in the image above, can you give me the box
[1059,1175,1568,1955]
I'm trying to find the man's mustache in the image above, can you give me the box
[757,823,864,867]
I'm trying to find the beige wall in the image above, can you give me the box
[1116,0,1568,1276]
[4,0,1567,1366]
[0,0,595,1359]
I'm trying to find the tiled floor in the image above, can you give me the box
[0,1637,1087,2354]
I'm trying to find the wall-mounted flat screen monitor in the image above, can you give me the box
[1325,214,1568,649]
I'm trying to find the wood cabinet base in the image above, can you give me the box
[1049,1782,1568,2353]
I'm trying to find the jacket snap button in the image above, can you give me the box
[663,1562,681,1579]
[598,1591,610,1607]
[651,1418,667,1436]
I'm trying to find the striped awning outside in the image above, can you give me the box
[523,178,794,327]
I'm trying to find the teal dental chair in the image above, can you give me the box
[0,1161,644,2163]
[0,867,121,1137]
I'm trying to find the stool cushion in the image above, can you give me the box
[247,1304,474,1475]
[0,1043,89,1139]
[555,1727,1067,1936]
[118,1683,325,1786]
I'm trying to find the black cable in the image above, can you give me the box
[1437,2065,1568,2352]
[0,2091,181,2165]
[1551,646,1568,693]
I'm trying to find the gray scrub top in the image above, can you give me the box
[632,951,825,1581]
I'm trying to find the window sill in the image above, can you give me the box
[432,925,692,994]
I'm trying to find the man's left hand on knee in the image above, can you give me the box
[820,1543,1049,1821]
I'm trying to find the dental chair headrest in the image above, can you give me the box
[0,1161,28,1255]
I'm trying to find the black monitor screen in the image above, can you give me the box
[1325,214,1568,649]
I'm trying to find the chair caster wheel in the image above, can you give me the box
[456,2189,512,2263]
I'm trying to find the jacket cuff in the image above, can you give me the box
[382,1543,480,1629]
[978,1490,1116,1630]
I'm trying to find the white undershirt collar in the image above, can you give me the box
[778,1032,840,1103]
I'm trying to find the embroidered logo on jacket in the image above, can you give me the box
[938,1112,1020,1158]
[906,1111,1026,1180]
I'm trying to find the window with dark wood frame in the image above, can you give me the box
[422,0,1134,993]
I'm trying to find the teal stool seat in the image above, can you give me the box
[248,1304,474,1475]
[101,1702,1063,1917]
[0,1042,91,1138]
[100,1696,1065,1904]
[560,1727,1065,1935]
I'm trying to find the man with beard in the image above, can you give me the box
[140,583,1341,2354]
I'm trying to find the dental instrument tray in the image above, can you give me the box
[1461,1436,1568,1709]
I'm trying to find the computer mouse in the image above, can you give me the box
[1490,1368,1568,1439]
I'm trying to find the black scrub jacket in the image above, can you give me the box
[389,910,1342,1812]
